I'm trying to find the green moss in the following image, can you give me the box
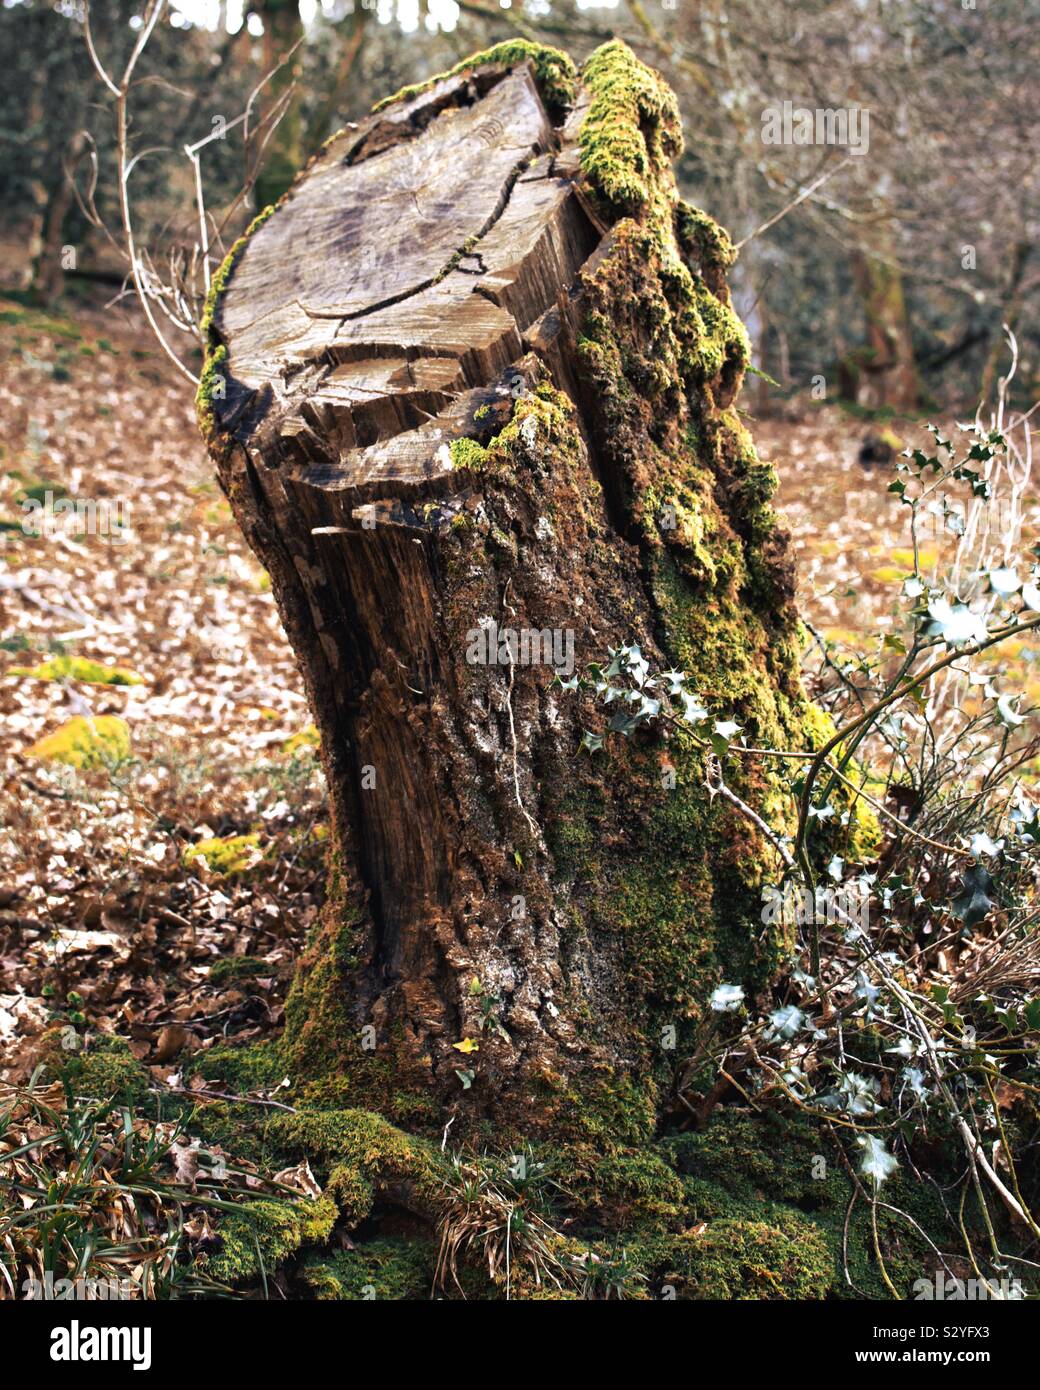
[58,1035,151,1108]
[658,1108,952,1300]
[278,868,439,1127]
[675,201,737,282]
[263,1107,444,1217]
[666,1213,834,1299]
[195,343,227,443]
[195,204,278,445]
[180,1100,273,1169]
[562,62,818,1033]
[206,1194,337,1284]
[199,205,278,343]
[546,1069,659,1150]
[579,41,682,216]
[195,1038,286,1092]
[448,380,572,483]
[801,702,883,863]
[183,832,261,876]
[448,436,489,471]
[208,955,272,988]
[567,1146,685,1232]
[299,1238,435,1300]
[373,40,576,117]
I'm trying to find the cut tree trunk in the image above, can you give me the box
[198,41,810,1143]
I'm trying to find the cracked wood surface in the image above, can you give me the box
[213,63,599,508]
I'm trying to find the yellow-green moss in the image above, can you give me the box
[205,1195,337,1284]
[196,1037,286,1092]
[299,1238,435,1300]
[579,41,682,216]
[448,436,489,471]
[208,955,272,988]
[56,1034,151,1108]
[565,1146,685,1232]
[195,204,278,445]
[195,342,227,442]
[373,40,576,116]
[183,832,261,876]
[264,1107,444,1217]
[199,205,278,343]
[667,1214,834,1299]
[656,1108,954,1300]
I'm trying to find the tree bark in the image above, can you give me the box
[842,223,920,413]
[198,41,809,1143]
[254,0,306,211]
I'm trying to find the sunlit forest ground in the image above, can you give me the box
[1,283,1036,1084]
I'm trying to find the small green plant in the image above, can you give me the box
[434,1147,572,1298]
[572,1243,647,1300]
[0,1071,305,1300]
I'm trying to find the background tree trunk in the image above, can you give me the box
[254,0,306,210]
[841,213,920,414]
[198,40,812,1144]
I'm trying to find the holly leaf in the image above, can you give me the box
[969,832,1002,859]
[951,864,997,928]
[995,695,1025,728]
[925,598,987,646]
[680,691,709,724]
[858,1135,898,1187]
[766,1005,804,1040]
[710,983,745,1013]
[1023,1000,1040,1031]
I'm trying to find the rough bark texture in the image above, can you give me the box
[842,234,920,412]
[198,40,819,1145]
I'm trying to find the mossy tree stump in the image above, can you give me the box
[198,40,809,1144]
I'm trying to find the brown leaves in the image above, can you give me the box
[153,1024,189,1063]
[272,1159,322,1200]
[167,1138,201,1191]
[0,300,328,1086]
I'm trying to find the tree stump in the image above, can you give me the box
[198,40,808,1142]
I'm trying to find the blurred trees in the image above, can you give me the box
[1,0,1036,410]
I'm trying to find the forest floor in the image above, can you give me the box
[0,291,1035,1088]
